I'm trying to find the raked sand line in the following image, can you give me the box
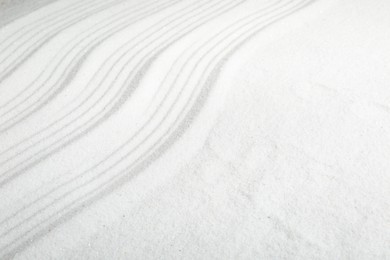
[0,0,250,242]
[0,0,315,258]
[0,0,61,28]
[0,0,161,107]
[0,0,244,186]
[0,0,178,130]
[0,0,126,82]
[0,0,219,135]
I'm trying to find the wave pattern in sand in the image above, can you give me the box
[0,0,314,257]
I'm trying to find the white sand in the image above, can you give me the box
[0,0,389,259]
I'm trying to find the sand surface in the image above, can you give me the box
[0,0,389,259]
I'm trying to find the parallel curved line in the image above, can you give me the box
[0,0,277,203]
[0,0,244,186]
[0,0,161,110]
[0,0,121,64]
[0,0,110,47]
[0,0,65,28]
[0,0,205,161]
[0,0,250,225]
[0,0,179,131]
[0,0,280,214]
[0,0,124,81]
[0,0,310,256]
[0,0,312,257]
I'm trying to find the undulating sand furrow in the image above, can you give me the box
[0,0,179,131]
[0,0,245,186]
[0,0,315,257]
[0,0,127,81]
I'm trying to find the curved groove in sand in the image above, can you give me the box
[0,0,314,257]
[0,0,126,81]
[0,0,245,186]
[0,0,177,129]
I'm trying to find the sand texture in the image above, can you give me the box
[0,0,389,259]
